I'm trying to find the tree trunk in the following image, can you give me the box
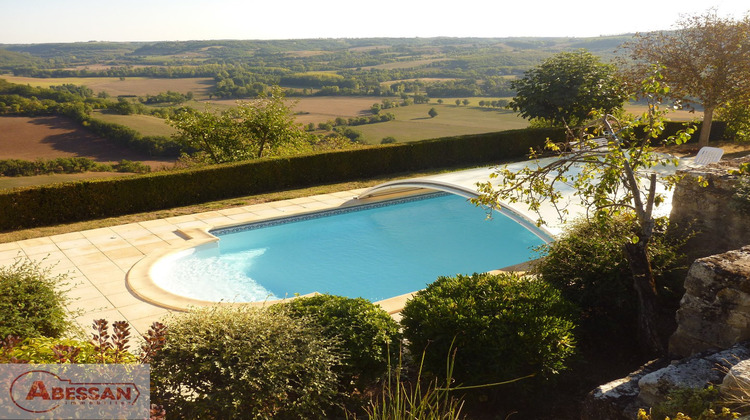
[623,241,664,356]
[697,106,715,148]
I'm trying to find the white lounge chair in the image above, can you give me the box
[570,137,608,152]
[692,146,724,166]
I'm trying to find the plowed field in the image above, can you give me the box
[0,116,175,169]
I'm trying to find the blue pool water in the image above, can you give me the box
[152,193,549,303]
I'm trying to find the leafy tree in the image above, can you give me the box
[169,86,306,163]
[623,10,750,147]
[462,99,469,106]
[474,68,694,355]
[428,107,438,118]
[455,99,461,106]
[337,127,363,143]
[169,106,252,164]
[231,86,307,158]
[509,49,628,132]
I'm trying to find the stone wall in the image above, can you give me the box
[669,246,750,358]
[669,157,750,263]
[584,242,750,419]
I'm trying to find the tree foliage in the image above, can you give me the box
[623,9,750,147]
[474,68,694,355]
[509,49,628,129]
[169,86,307,163]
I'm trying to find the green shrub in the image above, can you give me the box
[637,407,739,420]
[532,216,686,340]
[1,336,138,363]
[113,159,151,174]
[647,386,731,420]
[150,306,341,419]
[0,258,73,339]
[0,156,147,176]
[400,272,576,389]
[271,294,401,391]
[2,318,167,365]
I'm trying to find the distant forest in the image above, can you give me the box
[0,36,633,99]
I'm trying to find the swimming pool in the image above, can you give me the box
[149,193,550,303]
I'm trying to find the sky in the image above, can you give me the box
[1,0,748,45]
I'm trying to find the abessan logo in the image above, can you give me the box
[0,364,149,419]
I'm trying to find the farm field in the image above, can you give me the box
[192,96,528,144]
[0,116,176,168]
[75,95,703,147]
[356,103,529,144]
[200,96,382,122]
[91,111,178,137]
[0,75,215,99]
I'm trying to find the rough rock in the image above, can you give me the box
[669,246,750,358]
[581,343,750,420]
[721,359,750,408]
[637,344,750,407]
[581,359,668,420]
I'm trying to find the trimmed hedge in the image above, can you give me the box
[0,127,562,230]
[638,120,727,144]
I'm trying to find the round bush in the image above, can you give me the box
[533,216,685,339]
[272,294,402,391]
[150,306,341,419]
[0,258,72,339]
[400,272,576,387]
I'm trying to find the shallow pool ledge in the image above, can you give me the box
[127,227,226,311]
[126,227,318,311]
